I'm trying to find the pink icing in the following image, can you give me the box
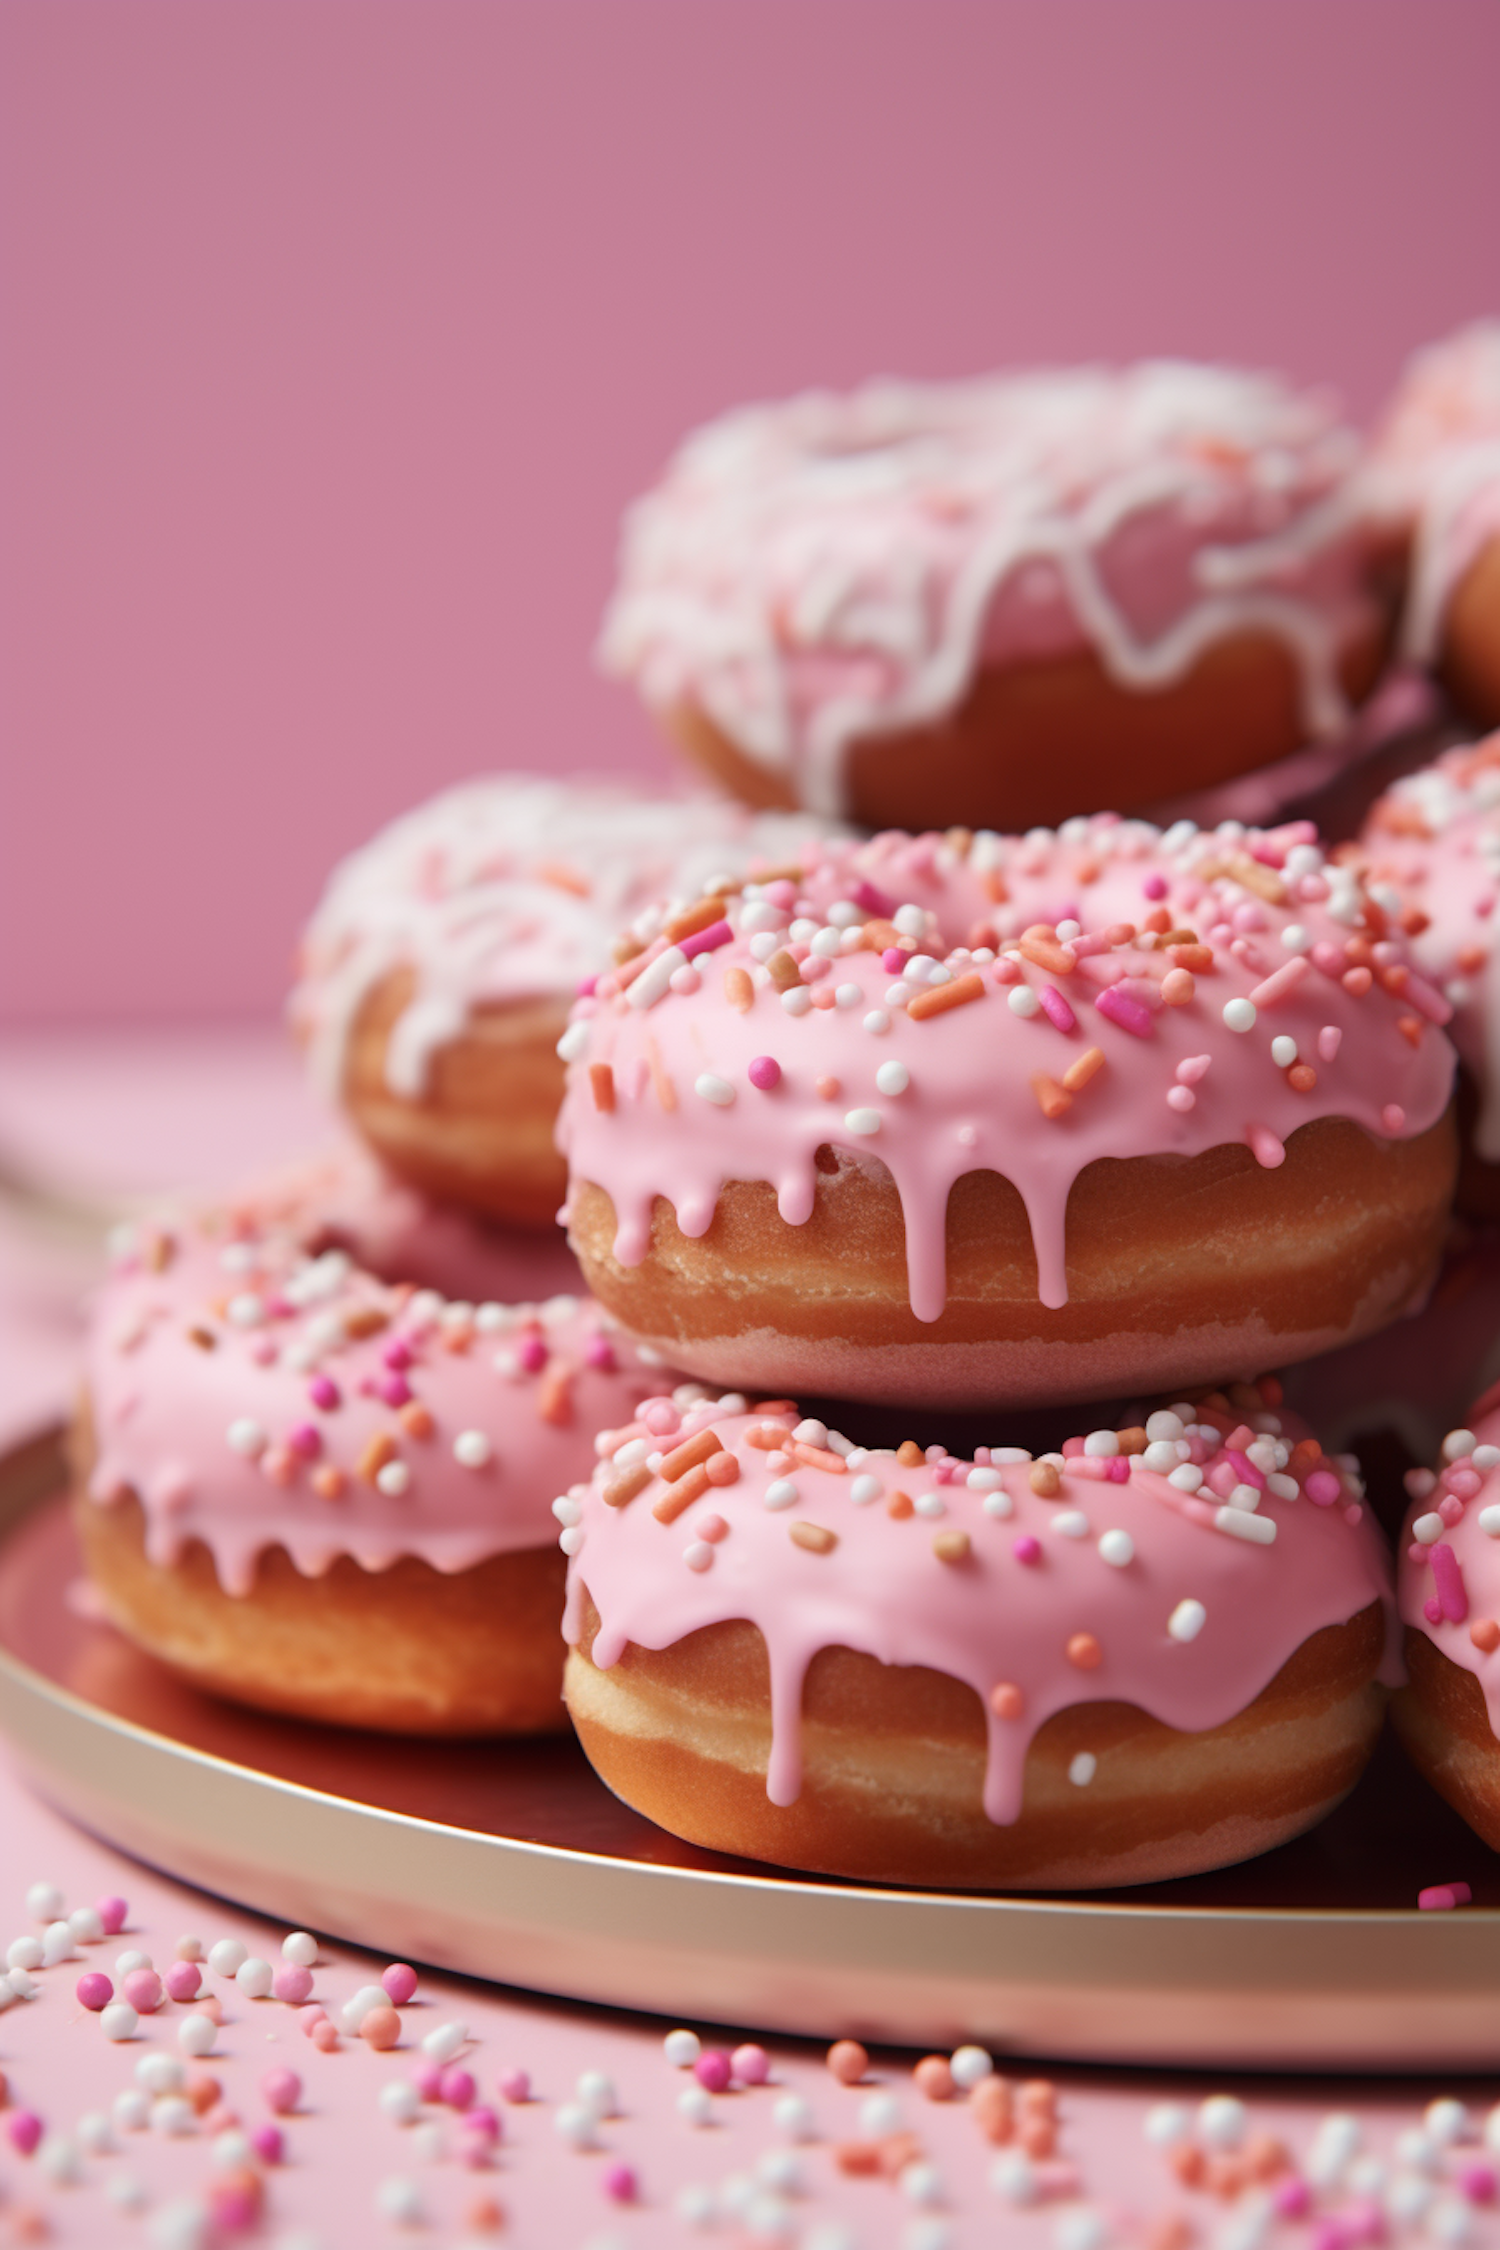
[599,363,1388,816]
[1367,324,1500,663]
[556,822,1455,1323]
[564,1393,1395,1825]
[290,774,847,1100]
[1356,733,1500,1159]
[1398,1394,1500,1735]
[85,1213,674,1595]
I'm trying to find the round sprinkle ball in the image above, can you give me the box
[827,2039,869,2085]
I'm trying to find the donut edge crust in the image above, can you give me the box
[1444,534,1500,730]
[1391,1623,1500,1852]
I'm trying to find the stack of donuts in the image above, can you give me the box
[74,330,1500,1889]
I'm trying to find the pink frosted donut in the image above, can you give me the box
[562,1381,1394,1888]
[558,823,1458,1409]
[290,775,846,1227]
[1394,1386,1500,1849]
[75,1209,673,1733]
[1368,325,1500,723]
[599,363,1396,832]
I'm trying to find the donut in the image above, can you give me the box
[1393,1389,1500,1849]
[561,1381,1394,1889]
[1368,324,1500,726]
[74,1210,671,1734]
[290,775,847,1228]
[1351,733,1500,1207]
[557,821,1459,1409]
[598,363,1398,832]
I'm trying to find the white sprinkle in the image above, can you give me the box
[966,1467,1003,1491]
[664,2027,701,2067]
[68,1905,103,1944]
[1053,1510,1090,1538]
[1281,923,1311,952]
[25,1880,65,1923]
[1007,985,1041,1017]
[683,1541,714,1572]
[6,1936,41,1971]
[849,1475,883,1506]
[577,2070,618,2118]
[552,1496,581,1527]
[835,983,862,1009]
[1267,1472,1299,1501]
[1425,2097,1471,2145]
[453,1430,493,1469]
[380,2078,421,2124]
[113,2087,151,2131]
[555,1020,590,1061]
[1227,1484,1262,1512]
[950,2044,992,2089]
[1098,1530,1134,1567]
[235,1956,273,1998]
[991,2150,1040,2204]
[1168,1599,1207,1642]
[1271,1035,1299,1066]
[225,1292,266,1329]
[153,2095,198,2137]
[894,904,926,938]
[860,2091,903,2136]
[376,1460,411,1497]
[876,1060,910,1096]
[628,945,688,1011]
[844,1107,882,1135]
[558,1525,585,1556]
[136,2053,185,2094]
[375,2177,424,2224]
[1479,1506,1500,1538]
[1168,1464,1204,1493]
[1444,1429,1478,1460]
[1199,2094,1247,2148]
[677,2084,713,2125]
[420,2018,467,2062]
[178,2013,217,2056]
[76,2111,113,2156]
[863,1009,892,1034]
[900,2159,944,2207]
[1068,1753,1096,1787]
[793,1419,828,1447]
[1144,2102,1191,2146]
[116,1947,151,1975]
[1083,1430,1119,1457]
[101,2002,139,2041]
[1474,1446,1500,1472]
[1306,2111,1362,2186]
[982,1489,1016,1518]
[781,987,813,1016]
[773,2093,815,2140]
[1141,1441,1179,1474]
[1215,1506,1276,1544]
[885,982,914,1007]
[1223,998,1257,1032]
[695,1072,736,1107]
[340,1984,387,2030]
[1412,1512,1445,1544]
[225,1419,267,1458]
[1145,1410,1185,1442]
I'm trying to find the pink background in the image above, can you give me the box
[3,0,1498,1026]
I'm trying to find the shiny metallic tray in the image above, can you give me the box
[1,1431,1495,2070]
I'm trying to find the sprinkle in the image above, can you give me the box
[764,1479,798,1510]
[1471,1619,1500,1652]
[589,1063,615,1112]
[1215,1506,1276,1544]
[1096,985,1153,1037]
[766,948,803,992]
[453,1431,492,1469]
[1098,1529,1134,1567]
[628,945,688,1010]
[1061,1046,1104,1092]
[1431,1543,1469,1622]
[1068,1753,1097,1787]
[1168,1599,1207,1642]
[375,1460,410,1498]
[876,1059,910,1095]
[694,1072,735,1107]
[1383,1103,1407,1132]
[826,2039,868,2085]
[653,1465,711,1522]
[844,1107,882,1135]
[908,971,986,1020]
[990,1682,1024,1718]
[1066,1633,1102,1670]
[1248,1125,1285,1169]
[1222,997,1257,1032]
[680,918,732,962]
[932,1530,971,1564]
[1419,1883,1474,1911]
[1008,985,1041,1018]
[226,1419,267,1458]
[661,1428,723,1481]
[747,1055,782,1093]
[1012,1534,1041,1563]
[1167,1085,1195,1113]
[789,1522,837,1555]
[603,1465,650,1508]
[1029,1461,1060,1497]
[1160,968,1195,1005]
[1249,957,1310,1009]
[1031,1074,1072,1120]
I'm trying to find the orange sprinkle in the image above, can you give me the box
[971,2073,1014,2142]
[604,1465,651,1509]
[915,2055,957,2100]
[1378,962,1410,997]
[766,949,804,992]
[989,1681,1024,1720]
[1160,968,1195,1005]
[1226,855,1287,904]
[704,1451,741,1487]
[790,1521,838,1555]
[1397,1013,1423,1046]
[1288,1437,1322,1472]
[724,966,755,1013]
[611,932,645,966]
[1258,1375,1284,1407]
[1018,932,1076,975]
[982,868,1011,904]
[185,1324,216,1352]
[537,1366,574,1425]
[826,2039,868,2084]
[343,1306,388,1340]
[589,1063,615,1113]
[1029,1461,1060,1497]
[862,918,905,952]
[1115,1426,1147,1456]
[887,1490,914,1519]
[356,1432,397,1484]
[312,1465,345,1500]
[536,860,589,898]
[834,2143,882,2177]
[896,1440,926,1467]
[1019,2115,1057,2158]
[1344,935,1375,966]
[646,1036,678,1112]
[652,1464,711,1522]
[1288,1062,1317,1092]
[1066,1632,1103,1670]
[1061,1046,1105,1093]
[908,970,986,1020]
[816,1074,841,1100]
[1159,927,1198,947]
[399,1402,434,1439]
[1471,1619,1500,1653]
[1031,1073,1072,1121]
[1141,905,1172,935]
[932,1530,972,1564]
[1459,945,1488,974]
[746,1423,795,1450]
[791,1441,846,1474]
[1168,943,1213,972]
[660,1428,723,1481]
[1341,966,1373,996]
[663,897,725,944]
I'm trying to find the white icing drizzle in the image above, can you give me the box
[599,363,1385,816]
[1367,324,1500,662]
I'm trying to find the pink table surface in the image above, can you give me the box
[1,1031,1499,2246]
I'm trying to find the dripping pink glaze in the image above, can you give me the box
[85,1215,672,1596]
[1356,734,1500,1162]
[556,823,1455,1320]
[289,773,848,1101]
[564,1397,1396,1825]
[1365,324,1500,664]
[1398,1387,1500,1737]
[599,363,1387,817]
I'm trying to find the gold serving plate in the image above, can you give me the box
[0,1431,1495,2070]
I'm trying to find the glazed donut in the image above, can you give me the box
[557,823,1459,1409]
[290,776,847,1228]
[1393,1389,1500,1849]
[74,1210,670,1734]
[1368,324,1500,726]
[561,1381,1393,1889]
[1352,733,1500,1207]
[598,363,1397,832]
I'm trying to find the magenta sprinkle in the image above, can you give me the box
[260,2067,301,2115]
[440,2066,476,2110]
[1461,2162,1496,2201]
[1304,1470,1341,1505]
[1419,1880,1474,1911]
[414,2062,443,2100]
[76,1971,112,2010]
[882,947,908,973]
[165,1960,202,2002]
[7,2112,42,2156]
[381,1961,419,2004]
[497,2067,532,2103]
[1273,2178,1312,2218]
[1106,1457,1130,1482]
[1012,1535,1042,1565]
[274,1963,313,2005]
[694,2049,733,2093]
[576,973,599,998]
[383,1339,413,1371]
[1095,985,1154,1038]
[680,918,733,961]
[1431,1542,1469,1622]
[852,878,897,918]
[463,2105,502,2144]
[123,1968,163,2013]
[96,1895,128,1936]
[1142,873,1168,901]
[732,2043,770,2085]
[379,1372,412,1407]
[603,2162,638,2203]
[308,1375,339,1411]
[1037,984,1077,1033]
[585,1334,617,1371]
[748,1056,782,1091]
[1225,1448,1266,1492]
[252,2123,285,2163]
[287,1422,322,1460]
[517,1334,548,1374]
[1424,1597,1443,1626]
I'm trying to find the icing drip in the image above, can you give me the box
[1367,324,1500,662]
[85,1214,671,1596]
[1398,1401,1500,1740]
[556,822,1455,1319]
[290,775,848,1100]
[565,1391,1394,1826]
[599,364,1387,816]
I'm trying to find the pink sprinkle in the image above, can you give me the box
[1311,941,1346,977]
[1318,1024,1342,1061]
[882,947,907,973]
[1441,1495,1468,1525]
[1431,1542,1469,1622]
[414,2062,444,2100]
[642,1401,680,1436]
[1039,984,1076,1032]
[697,1513,728,1543]
[76,1972,113,2010]
[298,2005,327,2037]
[383,1339,413,1371]
[1425,1596,1444,1625]
[1461,2162,1496,2201]
[517,1334,548,1374]
[123,1968,163,2013]
[1248,956,1310,1009]
[210,2184,259,2230]
[382,1962,418,2005]
[732,2043,770,2085]
[498,2068,532,2103]
[1273,2177,1312,2218]
[1142,873,1168,901]
[463,2105,502,2144]
[165,1960,202,2002]
[308,1375,339,1411]
[252,2122,285,2163]
[1248,1125,1285,1170]
[1177,1054,1212,1084]
[764,879,797,909]
[681,918,732,961]
[312,2019,339,2051]
[1095,985,1154,1038]
[748,1056,782,1091]
[1304,1470,1341,1505]
[1382,1103,1406,1134]
[441,2067,476,2110]
[1166,1085,1195,1113]
[1450,1467,1483,1500]
[1418,1882,1473,1911]
[694,2049,733,2093]
[286,1422,322,1460]
[260,2067,301,2115]
[274,1963,313,2005]
[585,1334,617,1371]
[576,973,599,999]
[8,2112,42,2156]
[379,1372,412,1407]
[96,1895,128,1936]
[852,879,896,917]
[1106,1457,1130,1482]
[1225,1448,1265,1492]
[1012,1535,1042,1565]
[603,2162,638,2203]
